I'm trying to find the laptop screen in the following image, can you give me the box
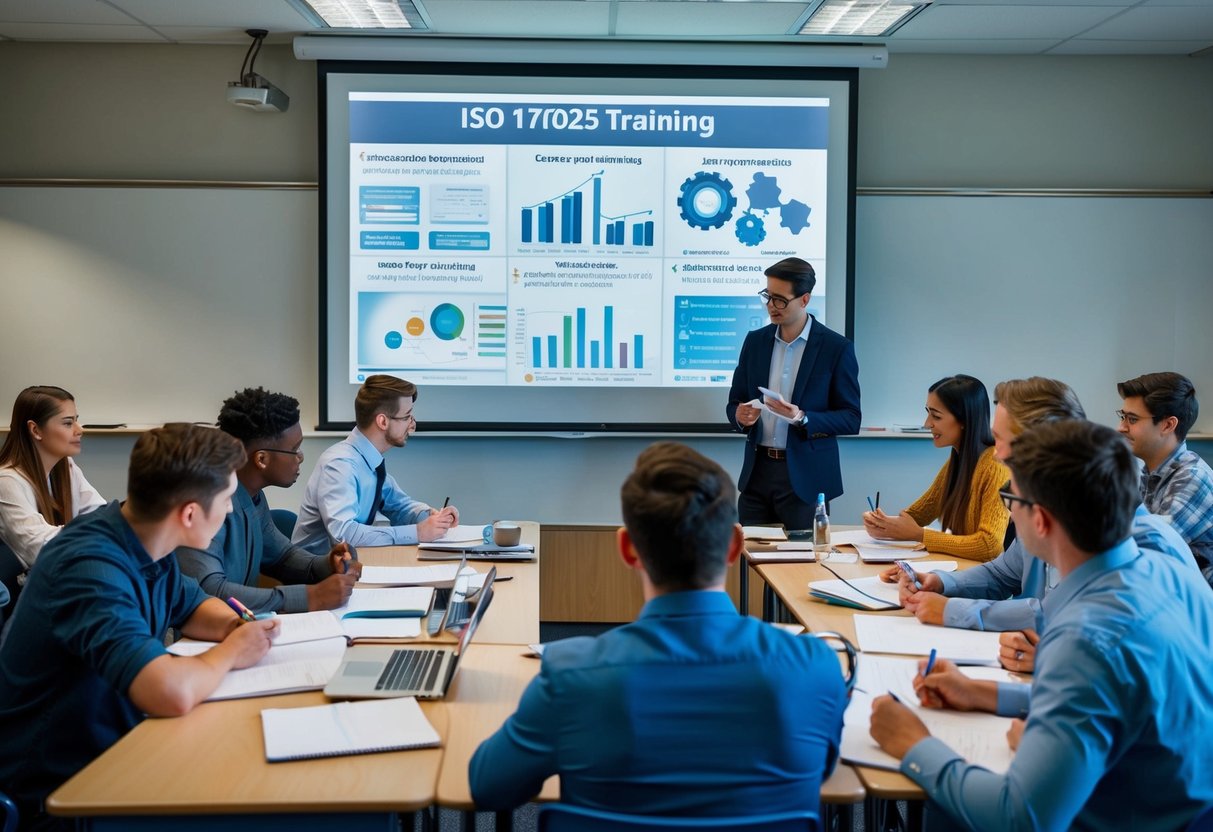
[453,567,495,656]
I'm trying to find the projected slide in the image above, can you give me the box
[347,91,830,387]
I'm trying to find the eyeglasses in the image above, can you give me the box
[998,489,1036,512]
[387,413,415,424]
[256,447,304,461]
[1114,409,1143,426]
[757,290,798,310]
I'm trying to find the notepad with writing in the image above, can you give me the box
[260,697,441,762]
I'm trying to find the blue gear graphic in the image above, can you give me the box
[734,213,766,246]
[677,171,736,230]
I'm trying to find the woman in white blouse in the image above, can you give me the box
[0,386,105,570]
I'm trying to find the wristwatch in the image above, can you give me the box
[798,411,809,427]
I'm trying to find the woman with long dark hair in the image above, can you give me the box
[0,386,105,569]
[863,375,1009,561]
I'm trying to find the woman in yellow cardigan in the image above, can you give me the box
[863,375,1009,561]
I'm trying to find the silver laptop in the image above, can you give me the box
[324,567,495,700]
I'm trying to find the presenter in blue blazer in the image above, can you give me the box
[727,257,861,529]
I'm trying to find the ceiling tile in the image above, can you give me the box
[886,37,1059,53]
[615,1,809,37]
[1079,5,1213,38]
[1049,37,1213,54]
[0,0,135,24]
[422,0,612,35]
[0,22,168,40]
[897,5,1117,39]
[108,0,315,29]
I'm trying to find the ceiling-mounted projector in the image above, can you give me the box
[228,29,289,113]
[227,74,289,112]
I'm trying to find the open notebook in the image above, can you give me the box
[260,697,440,762]
[840,655,1020,773]
[169,586,435,700]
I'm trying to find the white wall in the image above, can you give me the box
[1,44,1210,526]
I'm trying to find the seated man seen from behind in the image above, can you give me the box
[470,441,847,817]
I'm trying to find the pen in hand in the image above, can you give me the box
[867,496,876,512]
[875,491,881,511]
[924,648,938,677]
[226,596,257,623]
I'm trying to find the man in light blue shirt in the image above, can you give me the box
[293,375,458,553]
[870,420,1213,831]
[470,442,846,816]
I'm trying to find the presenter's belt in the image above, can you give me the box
[758,446,787,460]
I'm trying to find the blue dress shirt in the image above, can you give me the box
[760,318,810,450]
[901,538,1213,831]
[177,482,334,613]
[938,504,1198,631]
[0,502,208,806]
[292,428,433,553]
[469,590,847,816]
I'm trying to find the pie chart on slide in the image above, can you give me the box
[430,303,465,341]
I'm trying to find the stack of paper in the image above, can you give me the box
[742,526,788,541]
[840,655,1018,773]
[851,614,1002,664]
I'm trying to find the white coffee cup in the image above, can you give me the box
[492,521,521,546]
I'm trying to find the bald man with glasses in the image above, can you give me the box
[726,257,861,531]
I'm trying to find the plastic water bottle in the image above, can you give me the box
[813,493,831,554]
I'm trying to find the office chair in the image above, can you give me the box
[0,788,17,832]
[809,631,859,697]
[0,540,24,619]
[1188,804,1213,832]
[537,805,818,832]
[270,509,297,539]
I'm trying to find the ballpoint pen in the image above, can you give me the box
[924,648,938,677]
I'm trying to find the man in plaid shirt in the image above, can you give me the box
[1117,371,1213,589]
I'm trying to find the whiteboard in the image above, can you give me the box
[852,195,1213,430]
[0,186,318,425]
[2,185,1210,432]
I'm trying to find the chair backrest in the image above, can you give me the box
[1188,804,1213,832]
[0,788,18,832]
[0,539,25,616]
[537,805,819,832]
[270,508,297,539]
[808,631,858,697]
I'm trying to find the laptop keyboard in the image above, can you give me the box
[376,648,444,693]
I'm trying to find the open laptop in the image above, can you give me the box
[324,567,496,700]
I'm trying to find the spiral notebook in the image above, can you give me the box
[260,696,440,762]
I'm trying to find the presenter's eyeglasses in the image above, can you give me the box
[388,413,416,424]
[257,447,305,461]
[758,290,798,309]
[1114,410,1142,426]
[998,490,1036,512]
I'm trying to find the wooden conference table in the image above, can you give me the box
[752,537,983,809]
[49,521,865,829]
[48,524,543,830]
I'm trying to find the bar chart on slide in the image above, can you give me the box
[518,172,655,249]
[527,305,645,369]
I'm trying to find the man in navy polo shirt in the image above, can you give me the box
[0,423,278,830]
